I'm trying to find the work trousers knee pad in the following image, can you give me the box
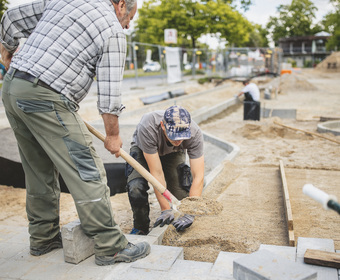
[177,163,193,192]
[127,178,150,232]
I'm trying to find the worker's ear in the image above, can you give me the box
[160,121,165,131]
[113,0,126,17]
[118,0,126,10]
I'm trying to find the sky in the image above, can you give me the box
[9,0,335,25]
[8,0,335,49]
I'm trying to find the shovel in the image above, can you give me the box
[84,121,181,211]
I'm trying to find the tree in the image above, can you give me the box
[322,0,340,50]
[266,0,319,45]
[0,0,8,20]
[244,24,269,47]
[135,0,253,49]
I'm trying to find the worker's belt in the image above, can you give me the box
[7,68,58,93]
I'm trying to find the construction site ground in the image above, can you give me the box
[0,67,340,278]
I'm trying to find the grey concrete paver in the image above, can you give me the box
[296,236,338,280]
[259,244,297,262]
[210,251,246,278]
[233,249,317,280]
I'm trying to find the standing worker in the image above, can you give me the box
[0,0,150,266]
[126,105,205,235]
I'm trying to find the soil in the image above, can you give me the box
[1,67,340,263]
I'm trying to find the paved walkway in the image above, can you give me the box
[1,224,339,280]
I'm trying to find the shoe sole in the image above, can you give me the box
[95,246,151,266]
[30,242,63,256]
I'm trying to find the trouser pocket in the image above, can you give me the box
[64,137,101,181]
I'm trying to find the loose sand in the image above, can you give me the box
[1,68,340,263]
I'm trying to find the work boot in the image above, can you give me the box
[130,228,148,235]
[95,242,151,266]
[30,232,63,256]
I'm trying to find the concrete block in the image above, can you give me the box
[0,259,38,279]
[259,244,296,262]
[296,256,338,280]
[233,249,317,280]
[169,259,213,276]
[211,251,246,278]
[296,237,337,280]
[131,244,183,271]
[61,219,94,264]
[107,267,169,280]
[297,237,335,258]
[148,225,168,244]
[126,233,159,245]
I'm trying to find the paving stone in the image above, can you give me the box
[131,244,183,271]
[259,244,296,262]
[21,261,74,280]
[0,241,27,260]
[106,267,169,280]
[296,237,338,280]
[0,259,39,279]
[148,225,168,244]
[67,263,117,280]
[0,225,27,243]
[6,227,30,244]
[211,251,246,278]
[169,259,213,276]
[61,219,95,264]
[233,249,317,280]
[296,237,334,258]
[126,233,159,245]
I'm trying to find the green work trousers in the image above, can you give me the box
[1,70,127,256]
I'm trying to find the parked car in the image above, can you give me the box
[143,61,161,72]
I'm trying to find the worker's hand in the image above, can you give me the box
[153,209,174,227]
[104,135,122,158]
[0,44,13,70]
[172,214,194,231]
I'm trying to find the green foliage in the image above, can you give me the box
[136,0,253,49]
[0,0,8,20]
[245,24,269,47]
[322,1,340,51]
[303,59,313,68]
[266,0,319,45]
[287,58,297,67]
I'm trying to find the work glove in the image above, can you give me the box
[153,209,175,227]
[172,214,195,232]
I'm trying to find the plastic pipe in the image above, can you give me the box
[303,184,338,210]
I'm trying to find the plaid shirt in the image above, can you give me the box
[0,0,126,115]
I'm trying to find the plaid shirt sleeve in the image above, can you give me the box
[0,0,47,53]
[96,33,127,115]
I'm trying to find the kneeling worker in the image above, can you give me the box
[126,105,204,234]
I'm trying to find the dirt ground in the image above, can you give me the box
[1,67,340,263]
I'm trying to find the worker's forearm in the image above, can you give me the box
[101,113,122,157]
[102,113,119,136]
[154,188,172,210]
[189,177,204,197]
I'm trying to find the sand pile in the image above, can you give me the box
[316,52,340,72]
[279,73,317,93]
[177,197,223,216]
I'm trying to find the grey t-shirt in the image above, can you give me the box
[131,111,204,159]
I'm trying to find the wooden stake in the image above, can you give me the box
[274,121,340,145]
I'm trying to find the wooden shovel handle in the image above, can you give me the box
[84,121,179,204]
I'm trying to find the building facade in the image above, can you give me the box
[278,32,331,67]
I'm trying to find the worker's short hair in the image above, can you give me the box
[242,80,250,85]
